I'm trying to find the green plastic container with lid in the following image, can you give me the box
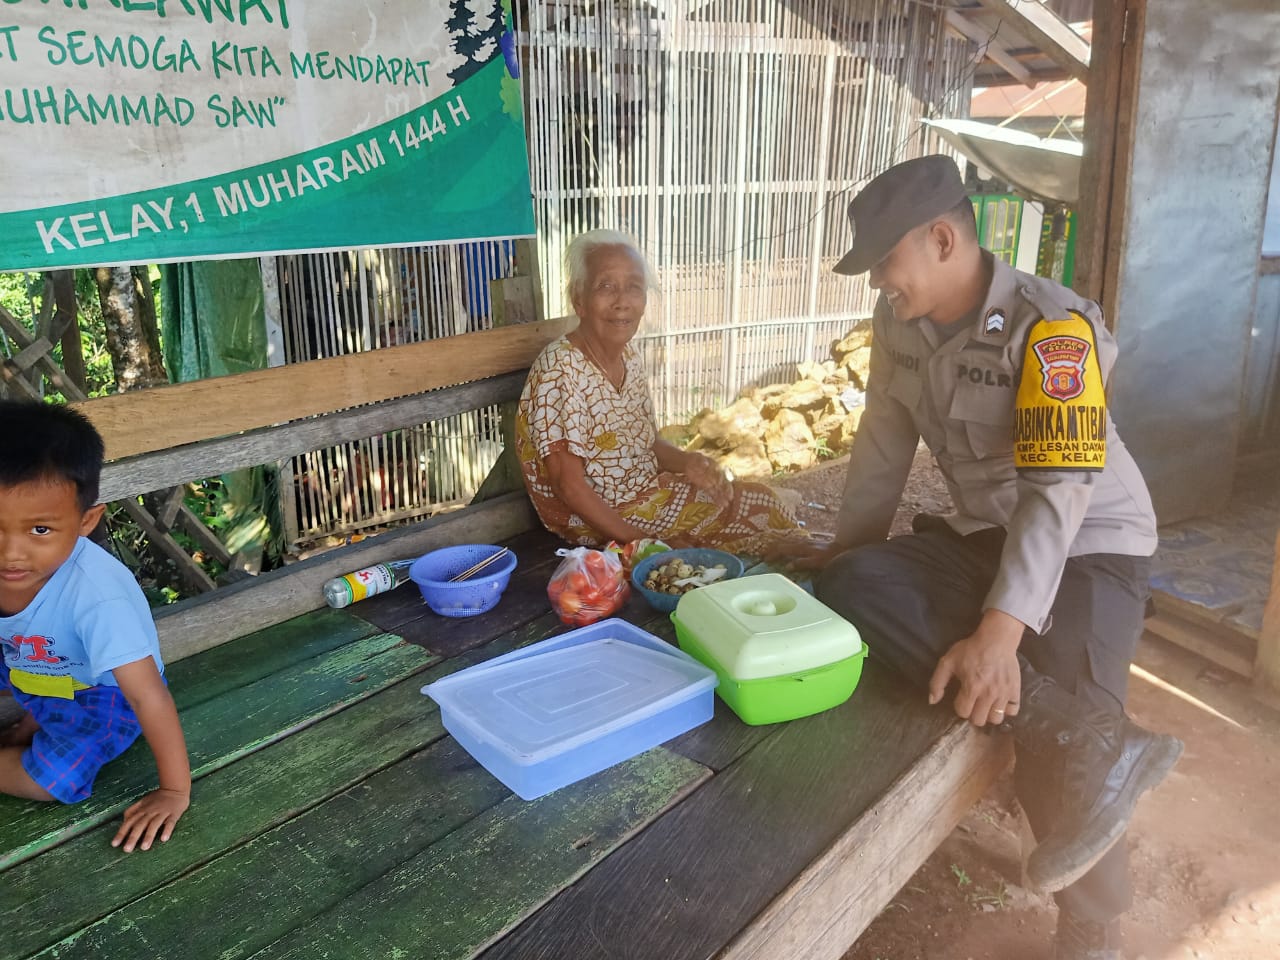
[670,572,867,726]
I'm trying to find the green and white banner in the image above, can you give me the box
[0,0,534,270]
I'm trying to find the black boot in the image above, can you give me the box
[1003,662,1183,893]
[1053,909,1122,960]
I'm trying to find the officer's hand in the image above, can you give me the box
[928,609,1025,728]
[758,535,840,570]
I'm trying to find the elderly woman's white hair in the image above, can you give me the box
[564,229,659,306]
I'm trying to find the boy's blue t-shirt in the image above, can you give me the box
[1,538,163,690]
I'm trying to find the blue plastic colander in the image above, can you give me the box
[410,545,518,617]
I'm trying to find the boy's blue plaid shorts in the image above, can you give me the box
[2,673,142,804]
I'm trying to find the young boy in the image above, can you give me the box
[0,399,189,852]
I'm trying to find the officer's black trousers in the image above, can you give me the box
[815,523,1151,924]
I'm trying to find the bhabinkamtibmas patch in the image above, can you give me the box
[1014,312,1107,471]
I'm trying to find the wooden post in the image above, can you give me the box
[49,270,87,394]
[1255,531,1280,695]
[1076,0,1144,316]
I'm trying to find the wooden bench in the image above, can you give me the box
[0,522,1010,960]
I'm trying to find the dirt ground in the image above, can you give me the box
[770,451,1280,960]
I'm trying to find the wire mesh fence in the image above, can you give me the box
[270,0,976,547]
[271,243,512,549]
[523,0,973,424]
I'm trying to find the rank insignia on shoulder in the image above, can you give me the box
[983,307,1006,334]
[1014,313,1107,472]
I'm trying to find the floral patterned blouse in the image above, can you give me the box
[517,336,659,511]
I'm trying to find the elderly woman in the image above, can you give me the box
[516,230,807,556]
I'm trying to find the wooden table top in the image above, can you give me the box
[0,528,998,960]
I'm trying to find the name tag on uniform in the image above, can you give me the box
[9,667,91,700]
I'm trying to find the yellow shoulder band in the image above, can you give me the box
[1014,313,1107,471]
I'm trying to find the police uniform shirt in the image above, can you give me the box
[835,254,1158,634]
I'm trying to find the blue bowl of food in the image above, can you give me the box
[410,545,517,617]
[631,548,744,613]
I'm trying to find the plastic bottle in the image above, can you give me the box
[323,558,415,608]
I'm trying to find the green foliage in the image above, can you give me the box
[103,487,231,607]
[3,267,259,607]
[73,268,118,398]
[947,860,1010,911]
[813,436,838,460]
[0,268,133,399]
[102,502,182,606]
[0,270,40,319]
[967,879,1010,910]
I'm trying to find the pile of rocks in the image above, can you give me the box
[668,325,873,478]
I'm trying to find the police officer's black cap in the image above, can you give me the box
[833,155,968,276]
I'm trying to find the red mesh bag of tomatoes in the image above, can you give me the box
[546,547,630,627]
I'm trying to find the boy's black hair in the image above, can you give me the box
[0,400,105,511]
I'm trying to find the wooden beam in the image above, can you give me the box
[117,498,218,596]
[0,303,88,401]
[946,11,1036,88]
[173,503,235,568]
[72,316,573,462]
[98,373,527,502]
[1145,610,1255,681]
[1074,0,1124,301]
[154,491,538,663]
[1097,0,1144,323]
[1075,0,1142,308]
[973,0,1090,83]
[717,724,1011,960]
[1254,530,1280,695]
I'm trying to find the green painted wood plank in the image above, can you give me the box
[5,675,441,959]
[164,607,381,711]
[243,749,709,960]
[634,615,775,772]
[482,663,958,960]
[5,614,577,959]
[0,632,430,871]
[34,738,512,960]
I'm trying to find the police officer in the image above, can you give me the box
[813,156,1183,960]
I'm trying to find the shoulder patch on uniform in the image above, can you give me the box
[983,307,1005,334]
[1014,315,1107,472]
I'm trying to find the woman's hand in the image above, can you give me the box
[653,440,731,507]
[682,452,732,508]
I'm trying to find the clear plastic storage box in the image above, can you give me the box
[421,619,717,800]
[671,573,866,725]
